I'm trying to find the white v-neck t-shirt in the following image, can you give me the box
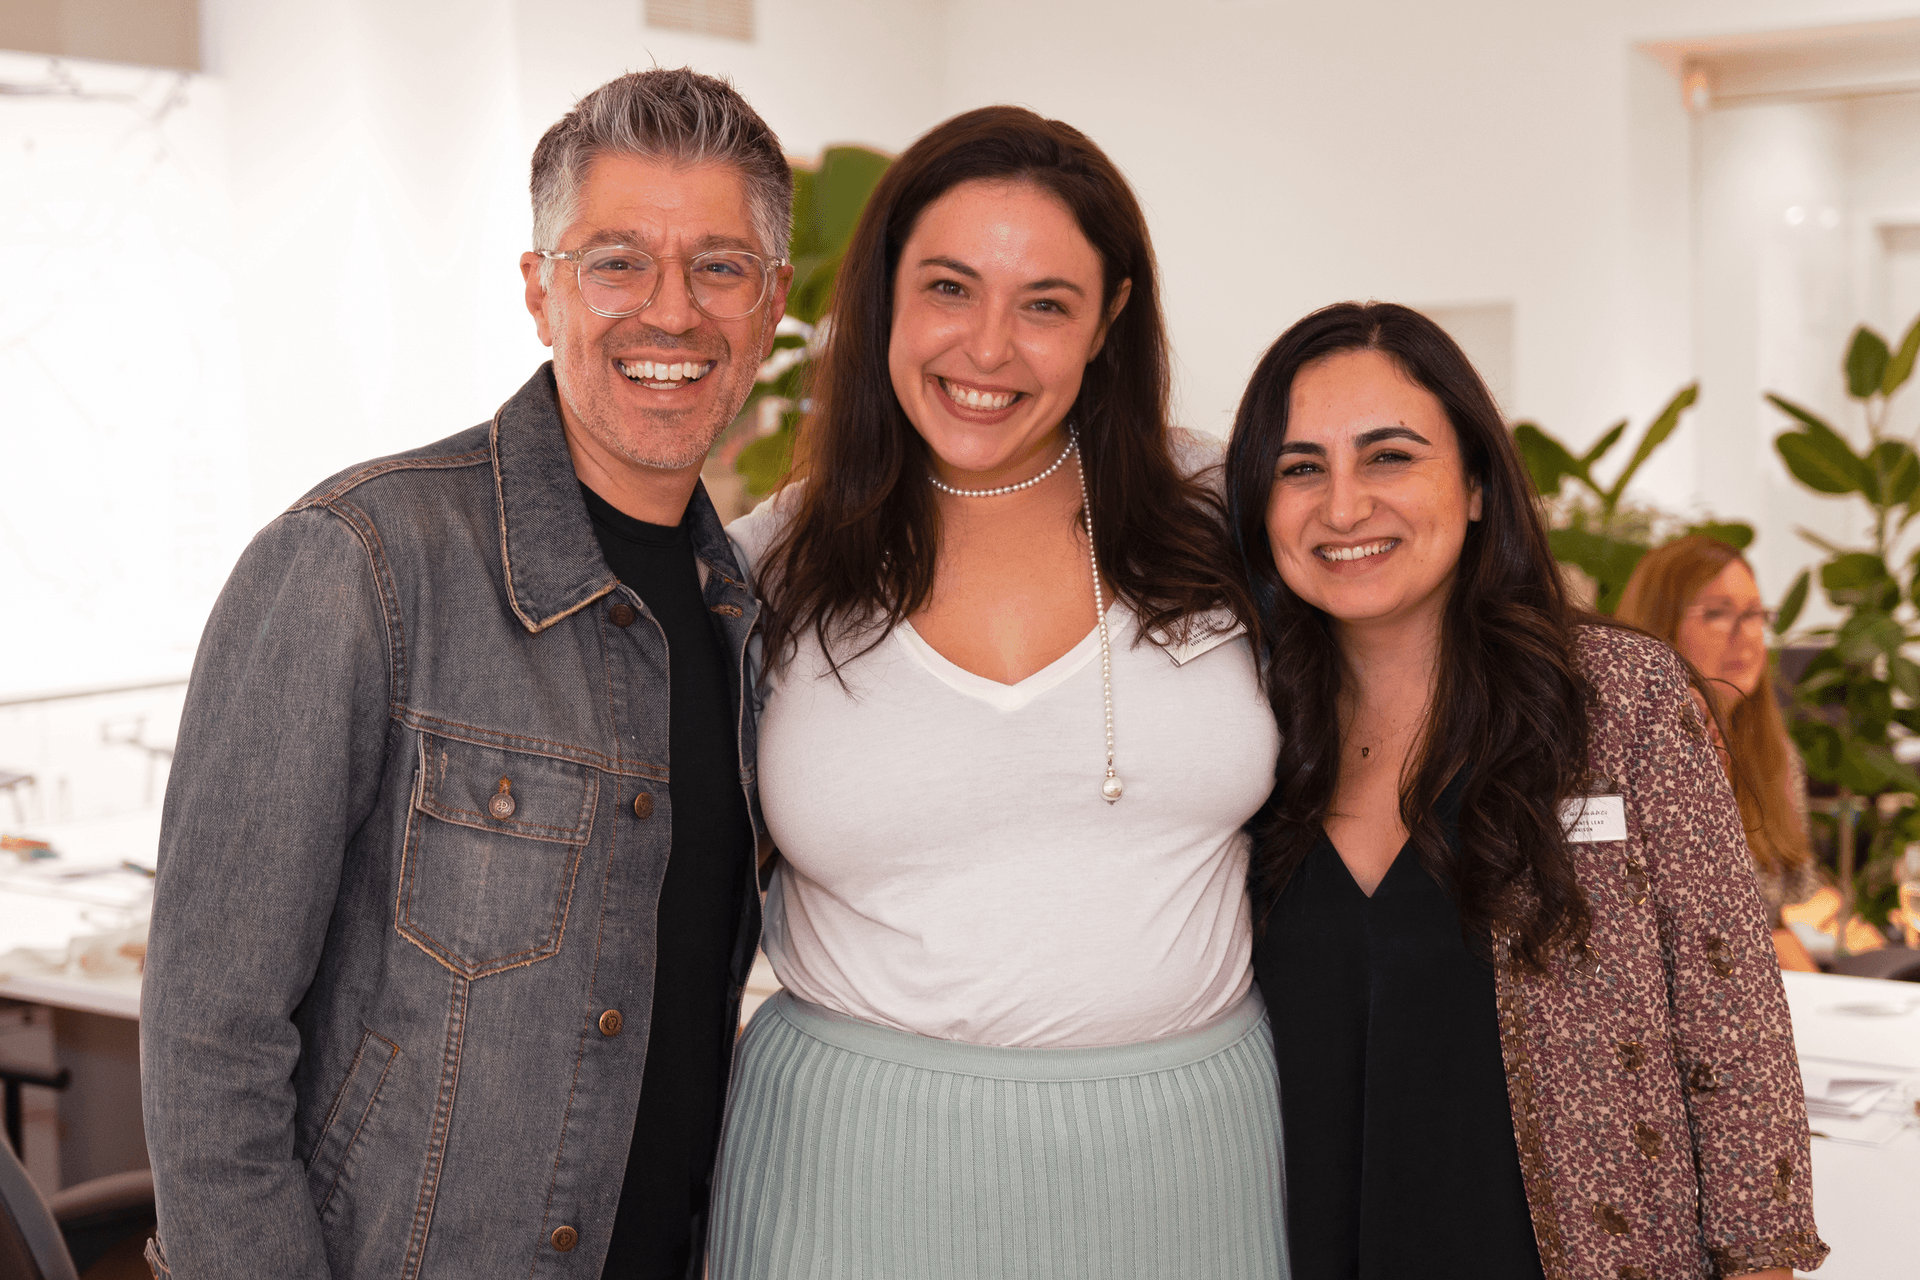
[727,443,1280,1048]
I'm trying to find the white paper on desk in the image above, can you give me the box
[1809,1109,1906,1148]
[1800,1056,1910,1118]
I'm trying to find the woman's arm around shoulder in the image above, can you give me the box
[1579,625,1828,1275]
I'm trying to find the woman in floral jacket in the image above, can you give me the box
[1225,301,1826,1279]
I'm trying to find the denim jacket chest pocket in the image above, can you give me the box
[397,732,599,978]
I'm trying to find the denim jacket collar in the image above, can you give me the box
[493,362,748,632]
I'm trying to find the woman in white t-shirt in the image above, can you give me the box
[709,107,1286,1278]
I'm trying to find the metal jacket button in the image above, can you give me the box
[633,793,654,820]
[710,603,743,618]
[488,778,516,820]
[551,1225,578,1251]
[609,603,636,627]
[599,1009,623,1036]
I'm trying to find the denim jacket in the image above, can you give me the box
[141,365,764,1279]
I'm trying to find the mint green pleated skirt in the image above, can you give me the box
[708,988,1289,1279]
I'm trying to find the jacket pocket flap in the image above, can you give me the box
[417,735,594,845]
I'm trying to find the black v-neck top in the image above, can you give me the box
[1251,774,1545,1280]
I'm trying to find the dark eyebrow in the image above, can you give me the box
[1355,425,1430,448]
[1276,425,1430,457]
[918,255,981,279]
[915,258,1086,296]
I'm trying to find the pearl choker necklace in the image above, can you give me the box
[927,427,1123,803]
[926,434,1076,497]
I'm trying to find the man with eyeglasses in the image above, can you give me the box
[142,69,791,1280]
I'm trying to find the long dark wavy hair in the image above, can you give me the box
[757,105,1247,672]
[1225,302,1602,972]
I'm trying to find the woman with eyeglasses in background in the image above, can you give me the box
[1617,537,1821,971]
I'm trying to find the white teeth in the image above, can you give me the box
[620,359,710,384]
[941,378,1017,411]
[1320,540,1397,563]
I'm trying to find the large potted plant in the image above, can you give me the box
[1769,314,1920,951]
[1512,386,1752,612]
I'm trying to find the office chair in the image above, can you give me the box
[0,1126,78,1280]
[0,1133,155,1280]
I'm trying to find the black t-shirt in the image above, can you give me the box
[583,486,752,1280]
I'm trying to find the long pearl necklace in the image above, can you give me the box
[928,427,1123,803]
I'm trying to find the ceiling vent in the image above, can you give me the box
[645,0,754,43]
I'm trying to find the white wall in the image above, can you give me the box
[0,52,247,694]
[12,0,1920,706]
[926,0,1920,603]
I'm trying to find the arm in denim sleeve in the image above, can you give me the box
[1629,644,1828,1275]
[142,506,395,1278]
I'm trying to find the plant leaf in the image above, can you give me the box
[1777,431,1864,495]
[1870,438,1920,508]
[1766,392,1842,436]
[1546,527,1647,614]
[1605,385,1697,505]
[812,146,892,258]
[1580,420,1628,469]
[1847,325,1892,400]
[1510,423,1584,497]
[1823,554,1899,612]
[1790,720,1843,782]
[1885,312,1920,395]
[1681,520,1754,550]
[1775,569,1810,633]
[1834,608,1904,663]
[1892,655,1920,704]
[1796,525,1847,556]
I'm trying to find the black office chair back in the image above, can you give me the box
[0,1134,79,1280]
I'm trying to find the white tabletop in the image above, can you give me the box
[1780,969,1920,1278]
[0,809,158,1019]
[0,823,1911,1271]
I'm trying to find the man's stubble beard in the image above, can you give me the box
[556,324,748,474]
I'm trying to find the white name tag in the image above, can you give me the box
[1559,794,1627,843]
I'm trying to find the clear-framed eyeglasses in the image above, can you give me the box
[1684,603,1776,636]
[534,245,787,321]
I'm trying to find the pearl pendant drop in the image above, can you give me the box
[929,424,1123,804]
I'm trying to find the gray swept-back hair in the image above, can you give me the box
[530,68,793,285]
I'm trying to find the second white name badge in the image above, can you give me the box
[1559,794,1627,843]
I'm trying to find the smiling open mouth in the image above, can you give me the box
[938,377,1022,412]
[1317,539,1399,563]
[618,359,714,389]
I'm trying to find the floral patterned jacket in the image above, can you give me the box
[1496,626,1828,1278]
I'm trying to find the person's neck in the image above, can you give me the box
[563,430,703,527]
[1335,608,1443,723]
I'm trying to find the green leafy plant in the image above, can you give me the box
[1770,312,1920,945]
[730,145,892,496]
[1512,386,1753,612]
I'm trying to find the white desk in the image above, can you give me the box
[1781,969,1920,1278]
[0,810,158,1019]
